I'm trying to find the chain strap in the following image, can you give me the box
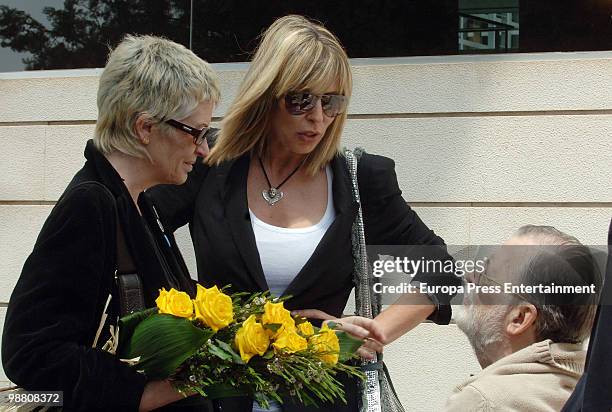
[344,149,382,412]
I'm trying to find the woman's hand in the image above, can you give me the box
[292,309,386,360]
[139,379,193,412]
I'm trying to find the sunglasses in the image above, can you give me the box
[284,92,348,117]
[165,119,211,146]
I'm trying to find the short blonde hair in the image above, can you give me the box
[94,35,220,158]
[207,15,352,175]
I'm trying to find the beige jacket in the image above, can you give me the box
[444,340,585,412]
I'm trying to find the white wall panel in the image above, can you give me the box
[0,125,92,201]
[44,126,94,200]
[0,127,46,201]
[0,206,52,303]
[0,75,100,123]
[413,206,612,246]
[343,115,612,203]
[455,207,611,245]
[351,55,612,114]
[384,322,480,412]
[2,53,612,123]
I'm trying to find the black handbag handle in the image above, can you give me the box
[114,203,145,317]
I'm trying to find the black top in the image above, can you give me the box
[148,150,460,411]
[2,140,201,411]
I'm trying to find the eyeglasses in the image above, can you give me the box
[466,256,532,304]
[165,119,210,146]
[468,257,501,288]
[284,92,348,117]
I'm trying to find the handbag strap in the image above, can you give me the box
[91,183,144,348]
[114,202,145,317]
[344,149,406,412]
[93,197,145,351]
[115,213,136,273]
[344,148,378,318]
[344,148,383,412]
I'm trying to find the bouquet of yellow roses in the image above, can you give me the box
[113,284,365,408]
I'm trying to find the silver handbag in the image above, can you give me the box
[345,148,406,412]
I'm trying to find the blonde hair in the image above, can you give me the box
[94,35,220,158]
[207,15,352,175]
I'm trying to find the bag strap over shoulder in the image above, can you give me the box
[73,182,144,351]
[343,149,406,412]
[114,212,144,316]
[344,148,383,412]
[115,213,136,274]
[343,148,377,317]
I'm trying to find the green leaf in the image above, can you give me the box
[336,331,364,362]
[116,307,157,355]
[208,342,233,361]
[120,314,214,379]
[264,323,282,333]
[215,339,245,364]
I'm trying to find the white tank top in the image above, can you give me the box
[249,165,335,297]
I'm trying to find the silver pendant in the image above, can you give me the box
[262,188,283,206]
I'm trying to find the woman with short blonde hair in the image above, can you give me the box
[95,34,220,160]
[150,15,457,411]
[4,34,219,411]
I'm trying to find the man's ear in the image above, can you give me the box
[506,304,538,337]
[134,113,154,145]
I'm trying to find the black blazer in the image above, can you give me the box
[3,141,207,411]
[149,150,458,411]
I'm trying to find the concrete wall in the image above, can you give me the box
[1,52,611,410]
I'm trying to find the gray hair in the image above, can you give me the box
[94,35,220,159]
[513,225,601,343]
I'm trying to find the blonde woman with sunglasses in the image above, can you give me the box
[149,15,459,411]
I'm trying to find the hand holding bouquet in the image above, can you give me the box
[111,285,365,408]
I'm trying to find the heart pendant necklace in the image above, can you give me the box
[259,156,305,206]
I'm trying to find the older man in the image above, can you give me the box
[445,225,602,412]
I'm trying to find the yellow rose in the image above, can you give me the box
[193,284,234,332]
[297,321,314,337]
[155,288,169,311]
[156,288,193,318]
[235,315,270,363]
[308,324,340,365]
[261,301,295,337]
[272,328,308,354]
